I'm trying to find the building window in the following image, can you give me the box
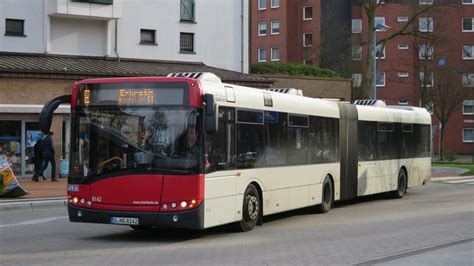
[352,45,362,60]
[419,0,433,4]
[271,0,279,8]
[398,72,409,78]
[271,47,280,61]
[419,17,433,32]
[5,19,25,37]
[463,18,474,32]
[180,32,194,53]
[140,29,156,44]
[463,45,474,60]
[303,59,312,65]
[398,16,409,22]
[352,73,362,87]
[376,72,385,87]
[462,73,474,87]
[463,0,474,4]
[463,128,474,143]
[376,44,385,59]
[352,19,362,33]
[258,22,267,36]
[398,43,409,49]
[271,20,280,34]
[463,100,474,114]
[303,32,313,47]
[419,44,434,59]
[419,72,434,87]
[304,6,313,20]
[258,48,267,62]
[180,0,195,22]
[258,0,266,10]
[375,17,385,31]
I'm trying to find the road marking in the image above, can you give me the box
[443,178,474,184]
[0,216,67,228]
[357,238,474,265]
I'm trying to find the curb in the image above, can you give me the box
[0,198,67,212]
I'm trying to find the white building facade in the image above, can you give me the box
[0,0,250,73]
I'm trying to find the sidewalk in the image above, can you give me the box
[2,177,67,199]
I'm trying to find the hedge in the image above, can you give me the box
[251,63,340,78]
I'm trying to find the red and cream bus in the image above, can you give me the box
[40,72,431,231]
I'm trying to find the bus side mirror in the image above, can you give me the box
[204,94,217,135]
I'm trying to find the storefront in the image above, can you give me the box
[0,105,70,178]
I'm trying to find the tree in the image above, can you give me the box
[356,0,454,99]
[431,65,469,160]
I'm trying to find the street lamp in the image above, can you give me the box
[372,23,390,100]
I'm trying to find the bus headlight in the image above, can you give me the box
[180,201,187,208]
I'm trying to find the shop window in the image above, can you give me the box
[0,121,22,175]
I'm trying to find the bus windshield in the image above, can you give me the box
[70,106,203,181]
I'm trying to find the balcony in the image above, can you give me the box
[47,0,121,20]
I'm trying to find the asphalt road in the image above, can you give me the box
[0,180,473,265]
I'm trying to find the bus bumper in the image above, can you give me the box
[67,203,204,230]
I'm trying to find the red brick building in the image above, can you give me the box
[250,0,322,65]
[352,2,474,155]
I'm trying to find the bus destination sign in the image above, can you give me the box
[118,88,155,105]
[79,82,187,106]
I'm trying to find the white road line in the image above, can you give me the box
[0,216,67,228]
[443,178,474,184]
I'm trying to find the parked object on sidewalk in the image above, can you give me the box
[0,159,28,197]
[60,159,69,178]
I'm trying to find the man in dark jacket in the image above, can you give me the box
[38,131,57,182]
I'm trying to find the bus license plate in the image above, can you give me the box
[110,217,139,225]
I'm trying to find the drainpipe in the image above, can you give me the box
[241,0,244,73]
[114,19,120,62]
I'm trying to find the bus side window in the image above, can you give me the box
[206,107,236,173]
[264,111,288,166]
[236,110,264,169]
[288,115,309,165]
[309,116,338,164]
[358,121,377,161]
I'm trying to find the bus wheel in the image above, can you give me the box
[391,169,407,199]
[238,184,260,232]
[315,176,333,213]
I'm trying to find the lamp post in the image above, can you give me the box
[372,23,390,100]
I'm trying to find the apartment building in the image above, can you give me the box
[250,0,351,74]
[351,1,474,154]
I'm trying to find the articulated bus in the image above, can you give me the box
[40,72,431,231]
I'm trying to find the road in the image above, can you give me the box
[0,180,473,265]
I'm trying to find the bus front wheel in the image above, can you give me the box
[238,184,260,232]
[315,176,333,213]
[391,169,407,199]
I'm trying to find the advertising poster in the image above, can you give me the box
[26,130,43,148]
[0,159,28,197]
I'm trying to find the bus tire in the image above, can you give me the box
[315,176,333,213]
[238,184,260,232]
[391,169,407,199]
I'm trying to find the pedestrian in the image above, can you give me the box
[31,134,46,182]
[38,131,58,182]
